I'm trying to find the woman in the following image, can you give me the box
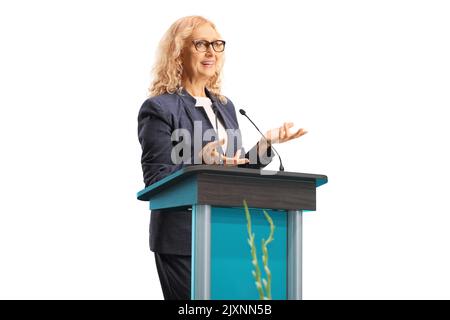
[138,16,307,300]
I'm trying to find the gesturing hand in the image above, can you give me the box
[265,122,307,145]
[220,149,249,166]
[199,139,249,166]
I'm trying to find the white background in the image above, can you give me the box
[0,0,449,299]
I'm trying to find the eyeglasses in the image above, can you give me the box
[192,39,226,53]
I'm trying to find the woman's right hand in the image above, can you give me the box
[199,139,249,166]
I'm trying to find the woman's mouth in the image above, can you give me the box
[201,61,215,67]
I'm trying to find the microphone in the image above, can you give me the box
[239,108,284,172]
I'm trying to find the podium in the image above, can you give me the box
[137,165,327,300]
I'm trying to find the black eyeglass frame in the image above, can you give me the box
[192,39,226,52]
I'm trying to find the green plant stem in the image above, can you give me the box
[261,209,275,299]
[244,200,265,299]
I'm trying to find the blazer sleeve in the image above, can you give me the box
[138,99,184,187]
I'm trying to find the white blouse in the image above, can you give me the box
[194,96,228,154]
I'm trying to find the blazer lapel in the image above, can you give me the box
[205,89,241,156]
[177,88,198,127]
[205,88,233,130]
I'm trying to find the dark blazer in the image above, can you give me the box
[138,88,272,255]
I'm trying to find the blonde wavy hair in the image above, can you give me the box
[148,16,227,104]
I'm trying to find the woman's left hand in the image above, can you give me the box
[265,122,308,145]
[220,149,249,166]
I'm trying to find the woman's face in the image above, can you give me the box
[181,23,223,83]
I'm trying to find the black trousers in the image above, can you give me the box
[154,253,191,300]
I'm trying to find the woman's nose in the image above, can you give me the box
[205,45,215,56]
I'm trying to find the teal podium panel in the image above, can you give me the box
[209,206,287,300]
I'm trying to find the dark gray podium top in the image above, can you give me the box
[137,165,327,211]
